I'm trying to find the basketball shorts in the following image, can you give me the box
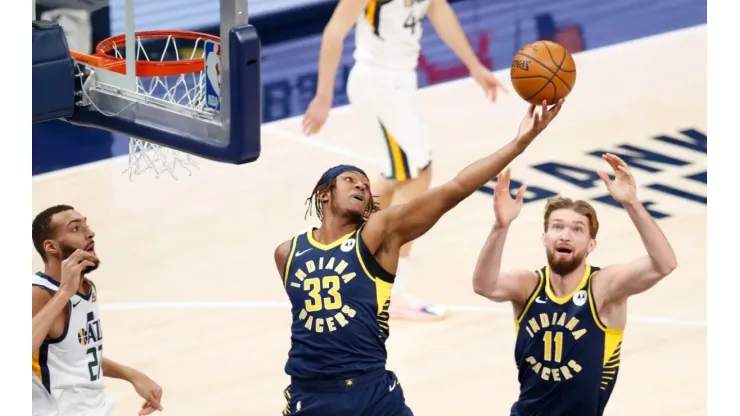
[282,369,413,416]
[346,62,431,182]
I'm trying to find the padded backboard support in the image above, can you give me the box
[66,25,261,165]
[33,0,262,166]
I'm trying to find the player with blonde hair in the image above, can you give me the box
[472,154,678,415]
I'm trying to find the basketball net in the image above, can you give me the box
[73,32,220,181]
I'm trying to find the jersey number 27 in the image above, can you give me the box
[86,345,103,381]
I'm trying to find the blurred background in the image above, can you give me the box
[32,0,706,176]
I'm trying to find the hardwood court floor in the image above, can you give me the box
[31,25,706,415]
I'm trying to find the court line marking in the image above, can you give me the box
[31,24,705,184]
[262,125,378,165]
[99,300,706,328]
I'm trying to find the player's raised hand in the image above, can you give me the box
[303,94,333,136]
[516,99,564,145]
[59,249,97,297]
[493,168,527,228]
[597,153,637,204]
[470,64,508,102]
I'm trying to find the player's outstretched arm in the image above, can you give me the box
[32,250,96,353]
[427,0,505,101]
[471,169,539,303]
[103,358,164,415]
[593,154,678,302]
[369,100,563,248]
[303,0,372,135]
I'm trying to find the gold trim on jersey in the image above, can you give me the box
[365,0,380,34]
[32,351,42,382]
[380,123,410,182]
[353,231,393,318]
[545,265,591,305]
[586,272,624,390]
[305,229,355,250]
[283,235,299,288]
[514,268,546,332]
[32,343,49,389]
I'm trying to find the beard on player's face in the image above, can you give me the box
[58,241,100,274]
[325,188,366,224]
[546,246,587,276]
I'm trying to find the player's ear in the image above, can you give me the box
[541,232,547,247]
[587,238,597,253]
[43,240,59,258]
[319,190,330,203]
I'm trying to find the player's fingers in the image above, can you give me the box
[608,153,629,168]
[527,102,536,117]
[146,396,163,411]
[596,169,612,187]
[515,185,528,203]
[500,168,510,187]
[75,260,95,271]
[550,99,564,117]
[602,153,621,171]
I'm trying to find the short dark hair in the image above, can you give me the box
[32,205,74,262]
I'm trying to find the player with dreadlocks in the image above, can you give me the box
[274,99,564,415]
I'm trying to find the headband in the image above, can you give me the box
[318,164,368,187]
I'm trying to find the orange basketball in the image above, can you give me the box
[510,41,577,105]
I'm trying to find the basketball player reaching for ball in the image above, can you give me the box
[277,100,562,415]
[302,0,506,321]
[32,205,164,416]
[472,155,678,416]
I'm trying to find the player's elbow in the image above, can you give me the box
[472,277,503,302]
[656,258,678,277]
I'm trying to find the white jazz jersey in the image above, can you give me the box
[354,0,431,71]
[32,272,113,416]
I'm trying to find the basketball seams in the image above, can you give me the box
[516,51,573,92]
[510,75,551,80]
[510,53,553,102]
[541,41,568,102]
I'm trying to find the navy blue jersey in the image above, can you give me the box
[511,265,624,416]
[282,226,395,382]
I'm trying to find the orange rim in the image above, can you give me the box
[69,30,220,77]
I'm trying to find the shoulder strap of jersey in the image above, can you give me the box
[515,267,546,324]
[32,272,59,293]
[282,235,300,288]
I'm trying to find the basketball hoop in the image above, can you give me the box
[70,30,223,180]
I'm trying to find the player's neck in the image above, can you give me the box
[43,263,61,282]
[43,262,91,294]
[548,263,588,296]
[316,218,357,244]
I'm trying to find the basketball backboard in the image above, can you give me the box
[32,0,262,174]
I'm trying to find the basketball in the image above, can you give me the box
[510,41,577,105]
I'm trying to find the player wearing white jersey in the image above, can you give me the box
[303,0,506,321]
[32,205,164,416]
[32,252,90,416]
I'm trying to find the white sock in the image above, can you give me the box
[392,257,410,296]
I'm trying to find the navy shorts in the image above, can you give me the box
[282,369,413,416]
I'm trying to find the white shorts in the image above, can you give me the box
[32,373,58,416]
[346,62,431,181]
